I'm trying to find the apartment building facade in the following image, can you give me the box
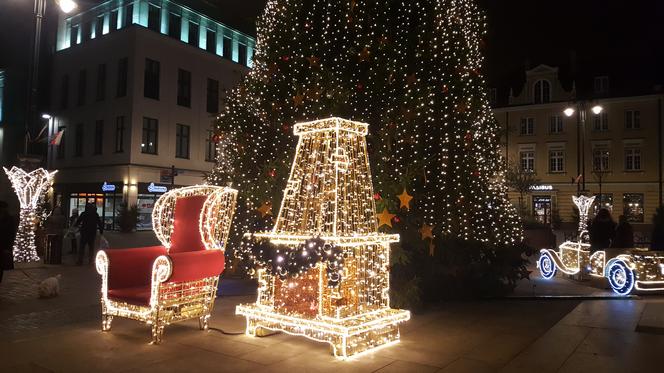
[47,0,255,230]
[495,64,664,228]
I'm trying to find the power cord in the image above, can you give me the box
[208,326,277,337]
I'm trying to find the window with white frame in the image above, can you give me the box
[549,115,563,134]
[533,80,551,104]
[520,151,535,172]
[625,148,642,171]
[520,117,534,135]
[549,150,564,172]
[592,112,609,131]
[593,148,610,171]
[625,110,641,129]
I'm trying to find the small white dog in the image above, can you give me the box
[38,274,62,298]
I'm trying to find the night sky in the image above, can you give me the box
[1,0,662,100]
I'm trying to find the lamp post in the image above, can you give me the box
[564,102,604,196]
[25,0,77,161]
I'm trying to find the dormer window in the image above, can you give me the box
[533,80,551,104]
[594,76,609,95]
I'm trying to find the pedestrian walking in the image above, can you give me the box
[67,209,79,253]
[75,203,103,265]
[588,208,616,251]
[613,215,634,248]
[0,201,18,283]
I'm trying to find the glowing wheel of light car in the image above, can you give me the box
[607,260,635,295]
[539,251,557,279]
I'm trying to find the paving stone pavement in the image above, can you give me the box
[1,233,663,372]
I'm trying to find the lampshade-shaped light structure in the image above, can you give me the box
[591,105,604,115]
[563,107,575,117]
[3,167,57,262]
[236,118,410,358]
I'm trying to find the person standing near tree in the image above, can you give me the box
[0,201,18,283]
[588,208,616,251]
[613,215,634,248]
[75,203,103,265]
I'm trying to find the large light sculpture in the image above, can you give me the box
[236,118,410,358]
[3,167,57,263]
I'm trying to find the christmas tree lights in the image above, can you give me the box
[207,0,522,263]
[3,167,57,263]
[236,118,410,358]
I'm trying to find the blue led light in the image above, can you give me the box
[538,251,557,280]
[606,259,635,295]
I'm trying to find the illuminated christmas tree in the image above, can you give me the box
[210,0,523,299]
[236,117,410,358]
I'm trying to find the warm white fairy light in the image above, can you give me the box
[3,167,57,263]
[236,118,410,358]
[96,185,238,343]
[207,0,523,278]
[539,195,664,295]
[152,185,238,250]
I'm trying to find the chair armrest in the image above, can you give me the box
[97,246,169,290]
[167,250,225,283]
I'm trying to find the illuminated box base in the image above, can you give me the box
[236,304,410,358]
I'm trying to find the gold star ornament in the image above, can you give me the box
[419,224,434,240]
[377,208,396,228]
[257,201,273,217]
[397,189,413,210]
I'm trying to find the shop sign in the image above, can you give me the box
[101,182,117,192]
[530,185,553,191]
[147,182,168,193]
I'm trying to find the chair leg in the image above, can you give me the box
[101,315,113,332]
[151,324,165,344]
[199,315,210,331]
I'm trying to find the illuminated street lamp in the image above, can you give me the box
[55,0,78,13]
[564,102,604,194]
[25,0,78,159]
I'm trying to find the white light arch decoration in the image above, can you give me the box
[3,167,57,263]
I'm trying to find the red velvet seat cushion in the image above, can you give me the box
[106,246,168,290]
[108,286,151,306]
[169,195,208,253]
[168,250,225,283]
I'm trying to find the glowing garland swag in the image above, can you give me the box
[3,167,57,263]
[236,118,410,358]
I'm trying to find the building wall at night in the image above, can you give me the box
[47,0,254,230]
[496,65,664,229]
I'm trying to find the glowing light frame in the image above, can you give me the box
[96,185,238,343]
[3,167,57,263]
[236,118,410,358]
[538,195,664,295]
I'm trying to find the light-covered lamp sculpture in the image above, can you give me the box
[3,167,57,263]
[236,117,410,358]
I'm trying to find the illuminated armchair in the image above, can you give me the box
[95,186,237,343]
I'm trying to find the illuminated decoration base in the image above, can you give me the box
[96,185,238,343]
[538,195,664,295]
[235,118,410,358]
[3,167,57,263]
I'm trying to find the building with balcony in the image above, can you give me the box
[496,64,664,230]
[47,0,255,230]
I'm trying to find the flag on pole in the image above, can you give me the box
[50,130,64,145]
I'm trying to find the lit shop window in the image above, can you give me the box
[623,193,644,223]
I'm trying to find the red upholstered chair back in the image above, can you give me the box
[168,195,208,253]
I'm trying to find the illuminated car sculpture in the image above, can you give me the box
[538,195,664,295]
